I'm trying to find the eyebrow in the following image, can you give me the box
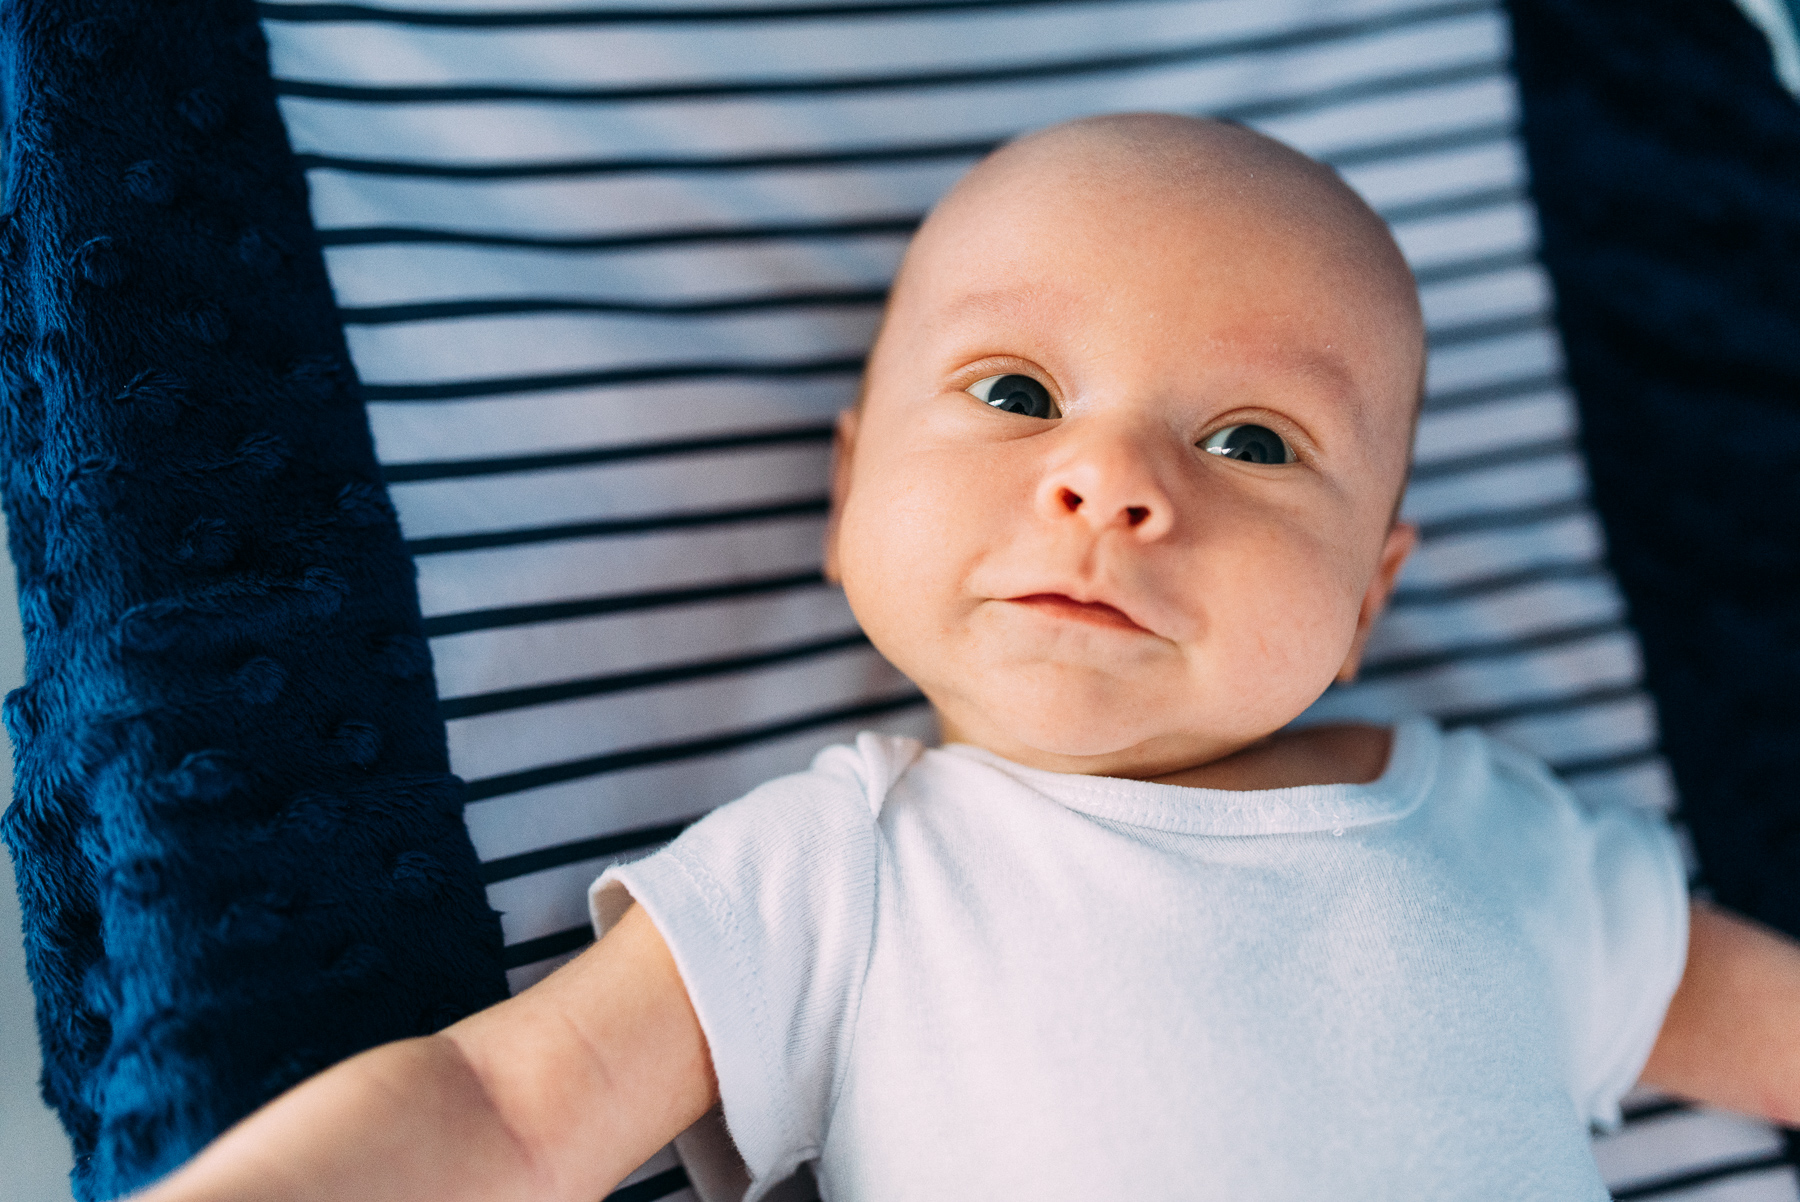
[945,286,1355,387]
[937,283,1078,327]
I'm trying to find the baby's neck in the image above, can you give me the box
[937,715,1395,790]
[1148,723,1393,791]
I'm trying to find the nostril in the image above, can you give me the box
[1126,506,1150,527]
[1059,488,1083,513]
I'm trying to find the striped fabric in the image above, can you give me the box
[257,0,1797,1198]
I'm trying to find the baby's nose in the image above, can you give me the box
[1055,487,1153,529]
[1036,441,1174,540]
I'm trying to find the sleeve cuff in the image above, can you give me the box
[590,852,812,1199]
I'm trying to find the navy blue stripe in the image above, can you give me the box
[482,818,695,884]
[1608,1152,1791,1200]
[405,496,827,556]
[299,136,996,180]
[462,690,928,802]
[1322,118,1513,170]
[500,925,594,968]
[421,569,827,637]
[340,287,887,325]
[270,0,1492,104]
[1217,58,1500,128]
[1551,745,1661,781]
[382,422,834,484]
[1411,246,1536,287]
[1413,494,1589,541]
[1387,559,1607,607]
[1409,435,1575,483]
[1426,310,1546,350]
[1423,369,1562,413]
[442,630,872,720]
[261,0,1212,27]
[363,353,864,402]
[318,214,919,251]
[608,1166,694,1202]
[1436,680,1642,729]
[1385,183,1521,228]
[1617,1097,1692,1126]
[1357,616,1625,680]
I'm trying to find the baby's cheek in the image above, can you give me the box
[1199,540,1365,704]
[836,480,974,673]
[851,440,1020,582]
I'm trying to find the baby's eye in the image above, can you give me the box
[966,374,1059,419]
[1200,424,1295,465]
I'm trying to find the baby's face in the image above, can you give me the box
[829,118,1423,778]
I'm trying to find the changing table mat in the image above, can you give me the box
[255,0,1794,1199]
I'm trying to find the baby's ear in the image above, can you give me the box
[823,408,861,584]
[1335,521,1417,684]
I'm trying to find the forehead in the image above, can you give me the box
[880,140,1421,427]
[901,194,1372,384]
[906,152,1381,324]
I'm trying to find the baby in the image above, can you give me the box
[141,115,1800,1202]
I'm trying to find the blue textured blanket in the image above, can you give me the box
[1514,0,1800,932]
[0,2,506,1196]
[0,0,1796,1199]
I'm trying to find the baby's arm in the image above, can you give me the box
[133,904,716,1202]
[1640,901,1800,1125]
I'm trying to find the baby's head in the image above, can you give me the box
[827,114,1423,778]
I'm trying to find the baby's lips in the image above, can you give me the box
[1004,593,1150,634]
[984,578,1182,642]
[1094,593,1191,643]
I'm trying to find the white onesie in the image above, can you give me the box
[591,717,1687,1202]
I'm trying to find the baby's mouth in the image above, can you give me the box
[1006,593,1150,633]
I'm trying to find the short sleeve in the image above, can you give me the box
[588,745,890,1199]
[1478,738,1690,1131]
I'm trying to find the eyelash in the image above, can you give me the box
[1205,412,1314,465]
[955,364,1311,464]
[955,357,1057,392]
[1199,422,1297,465]
[966,372,1060,419]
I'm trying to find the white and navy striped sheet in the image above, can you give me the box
[603,1145,696,1202]
[258,1,1795,1198]
[1597,1092,1799,1202]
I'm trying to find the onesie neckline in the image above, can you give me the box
[936,716,1439,837]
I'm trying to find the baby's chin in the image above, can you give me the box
[913,646,1332,775]
[993,718,1165,763]
[936,680,1262,776]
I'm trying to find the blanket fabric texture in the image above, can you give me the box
[0,0,1796,1198]
[1512,0,1800,934]
[0,2,508,1197]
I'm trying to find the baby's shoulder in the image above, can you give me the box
[592,735,923,944]
[1428,723,1591,822]
[663,731,927,864]
[807,731,929,814]
[1421,723,1679,887]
